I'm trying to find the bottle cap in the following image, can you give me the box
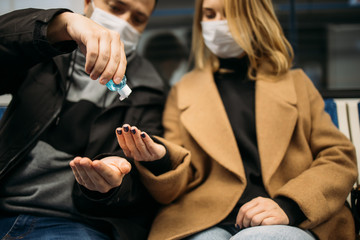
[117,84,132,101]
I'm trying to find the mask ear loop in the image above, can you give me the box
[91,0,96,12]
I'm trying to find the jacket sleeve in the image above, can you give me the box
[73,83,169,215]
[72,153,158,219]
[0,8,77,94]
[135,85,194,204]
[274,70,358,229]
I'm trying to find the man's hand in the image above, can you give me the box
[236,197,289,229]
[70,156,131,193]
[47,12,126,85]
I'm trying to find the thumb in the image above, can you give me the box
[119,160,131,175]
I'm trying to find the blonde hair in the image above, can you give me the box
[191,0,294,79]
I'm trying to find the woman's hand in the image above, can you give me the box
[116,124,166,162]
[70,156,131,193]
[236,197,289,229]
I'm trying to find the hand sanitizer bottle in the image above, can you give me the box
[106,76,132,101]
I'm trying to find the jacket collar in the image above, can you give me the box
[256,66,297,186]
[178,63,297,184]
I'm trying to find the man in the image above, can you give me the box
[0,0,166,239]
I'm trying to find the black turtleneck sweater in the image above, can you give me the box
[214,57,306,232]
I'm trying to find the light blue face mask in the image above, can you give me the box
[90,1,141,56]
[201,20,244,58]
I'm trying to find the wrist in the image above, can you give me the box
[47,12,72,44]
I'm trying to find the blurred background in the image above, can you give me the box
[1,0,359,95]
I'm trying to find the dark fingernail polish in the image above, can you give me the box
[131,129,136,134]
[117,129,122,135]
[124,126,129,132]
[141,133,146,138]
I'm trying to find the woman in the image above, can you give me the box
[115,0,357,239]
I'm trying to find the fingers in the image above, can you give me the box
[115,124,166,161]
[87,31,126,85]
[70,156,129,193]
[119,125,147,160]
[69,156,84,185]
[112,40,127,84]
[124,126,143,160]
[118,159,132,174]
[84,37,100,77]
[70,157,99,190]
[92,160,125,187]
[235,197,289,229]
[131,127,153,160]
[243,207,267,227]
[116,125,133,158]
[94,31,126,85]
[89,31,111,82]
[236,198,261,229]
[141,132,166,159]
[64,14,126,85]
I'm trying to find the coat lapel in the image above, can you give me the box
[178,67,246,181]
[255,70,298,186]
[177,65,298,185]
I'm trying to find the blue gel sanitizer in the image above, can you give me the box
[106,76,132,101]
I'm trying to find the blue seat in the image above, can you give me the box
[324,98,339,128]
[0,106,6,120]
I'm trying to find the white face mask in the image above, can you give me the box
[90,1,141,56]
[201,20,244,59]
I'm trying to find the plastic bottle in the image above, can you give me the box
[106,76,132,101]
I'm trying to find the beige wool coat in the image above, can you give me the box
[136,64,358,240]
